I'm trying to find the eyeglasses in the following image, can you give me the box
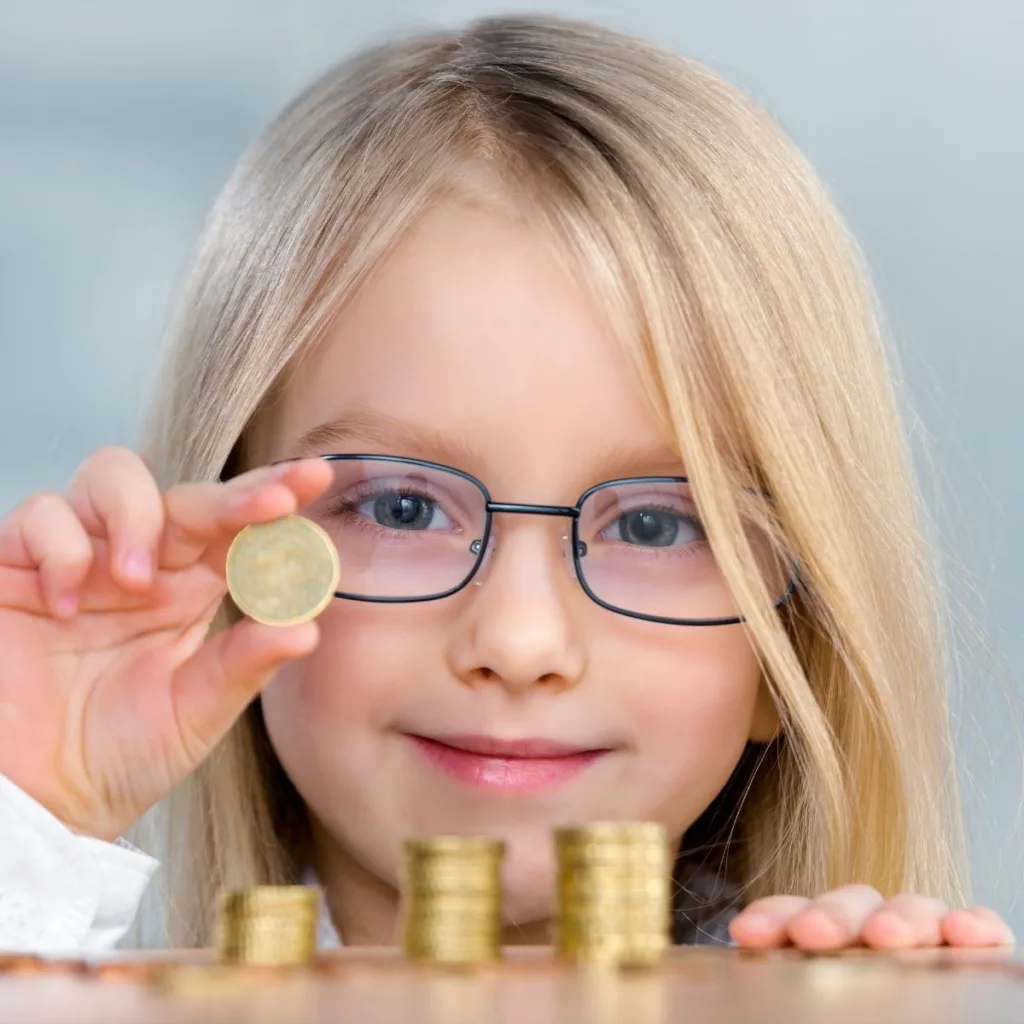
[293,454,794,626]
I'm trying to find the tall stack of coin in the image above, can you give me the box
[401,837,506,964]
[554,822,671,966]
[217,886,318,966]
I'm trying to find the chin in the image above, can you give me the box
[497,826,561,926]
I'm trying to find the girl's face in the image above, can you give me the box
[261,200,778,939]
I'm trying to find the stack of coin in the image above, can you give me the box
[401,837,506,964]
[217,886,318,966]
[554,822,671,966]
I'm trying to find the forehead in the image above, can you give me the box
[269,201,685,494]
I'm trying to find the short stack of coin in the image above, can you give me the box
[554,822,671,966]
[217,886,318,966]
[401,837,506,964]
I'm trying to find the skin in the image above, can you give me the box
[0,200,1012,951]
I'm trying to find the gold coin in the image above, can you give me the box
[553,822,670,966]
[403,920,502,963]
[218,928,316,966]
[558,880,670,899]
[403,908,504,930]
[404,836,507,859]
[217,885,319,967]
[219,886,319,915]
[226,516,340,626]
[402,837,505,964]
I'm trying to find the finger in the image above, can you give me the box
[65,447,164,590]
[239,458,335,514]
[168,617,320,765]
[785,885,885,950]
[729,895,812,949]
[940,907,1016,948]
[0,493,94,617]
[160,459,334,569]
[859,894,946,949]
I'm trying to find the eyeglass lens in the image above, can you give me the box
[299,457,788,622]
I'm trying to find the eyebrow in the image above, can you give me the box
[291,406,688,482]
[291,407,480,467]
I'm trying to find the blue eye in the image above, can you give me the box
[356,491,454,531]
[619,509,676,546]
[371,494,431,529]
[604,508,704,548]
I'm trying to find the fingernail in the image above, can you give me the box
[226,486,262,511]
[121,549,152,582]
[738,912,772,931]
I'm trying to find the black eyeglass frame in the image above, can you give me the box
[289,453,796,628]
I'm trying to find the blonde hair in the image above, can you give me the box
[141,14,967,946]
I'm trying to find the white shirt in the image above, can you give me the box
[0,773,159,951]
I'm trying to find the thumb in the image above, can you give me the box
[169,618,319,764]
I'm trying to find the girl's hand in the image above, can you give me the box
[730,884,1015,950]
[0,447,334,842]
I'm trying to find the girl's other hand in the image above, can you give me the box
[0,447,333,842]
[729,884,1015,950]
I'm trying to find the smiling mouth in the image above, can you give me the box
[405,734,611,793]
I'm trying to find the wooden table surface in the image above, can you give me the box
[2,946,1023,1023]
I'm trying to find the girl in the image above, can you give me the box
[0,14,1013,953]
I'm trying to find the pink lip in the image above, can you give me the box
[406,734,609,792]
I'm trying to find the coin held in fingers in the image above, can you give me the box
[226,516,340,626]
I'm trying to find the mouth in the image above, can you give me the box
[405,734,611,793]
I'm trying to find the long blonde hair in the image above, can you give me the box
[141,14,967,946]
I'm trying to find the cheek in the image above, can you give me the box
[266,604,421,718]
[612,623,764,826]
[259,604,429,798]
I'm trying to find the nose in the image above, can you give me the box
[447,522,587,694]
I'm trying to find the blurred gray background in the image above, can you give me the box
[1,1,1021,931]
